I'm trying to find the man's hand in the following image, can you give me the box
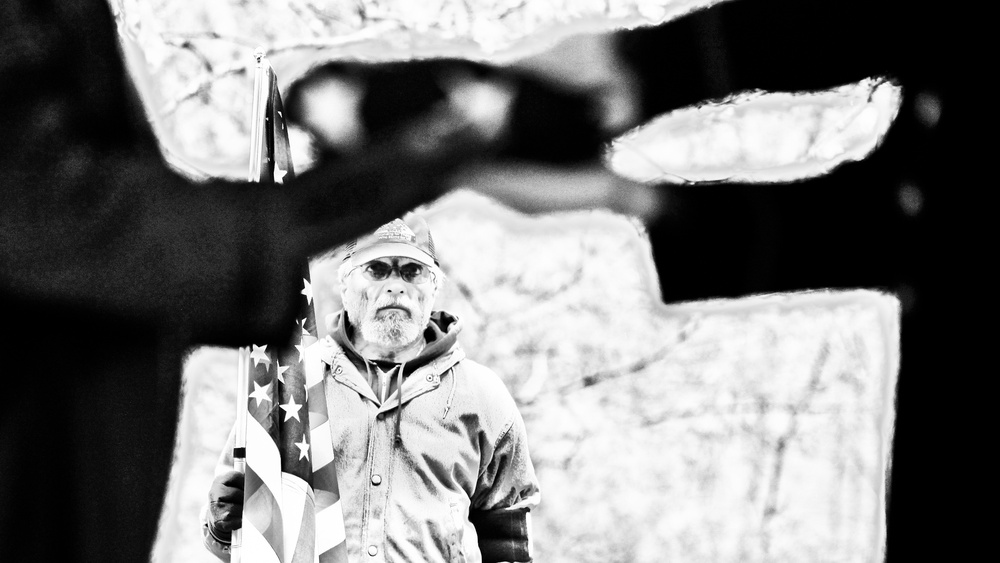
[207,470,245,543]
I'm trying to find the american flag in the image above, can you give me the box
[240,53,349,563]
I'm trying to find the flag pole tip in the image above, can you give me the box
[253,47,267,62]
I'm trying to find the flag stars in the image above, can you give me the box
[280,395,303,423]
[301,279,313,304]
[295,435,310,461]
[299,317,310,336]
[276,360,290,384]
[250,344,271,368]
[249,381,273,408]
[295,342,307,364]
[275,167,287,184]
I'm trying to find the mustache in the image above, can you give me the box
[370,297,414,315]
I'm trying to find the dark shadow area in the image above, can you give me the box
[619,1,959,560]
[284,59,608,165]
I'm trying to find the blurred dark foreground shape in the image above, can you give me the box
[615,2,959,560]
[0,1,640,561]
[0,0,963,561]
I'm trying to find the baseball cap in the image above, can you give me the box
[343,214,438,267]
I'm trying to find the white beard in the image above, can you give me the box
[360,309,422,348]
[345,292,431,349]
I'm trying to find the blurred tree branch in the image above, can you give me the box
[557,344,672,393]
[760,340,831,556]
[160,61,248,116]
[157,22,400,117]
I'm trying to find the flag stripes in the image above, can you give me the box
[306,337,345,561]
[310,421,335,471]
[316,500,347,551]
[281,474,315,563]
[242,519,281,563]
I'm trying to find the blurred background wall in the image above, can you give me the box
[111,0,959,561]
[156,192,899,563]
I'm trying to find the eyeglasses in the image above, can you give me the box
[357,260,433,284]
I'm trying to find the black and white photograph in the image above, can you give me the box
[1,1,962,562]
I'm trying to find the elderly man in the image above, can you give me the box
[205,214,540,562]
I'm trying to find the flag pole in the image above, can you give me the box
[248,47,268,183]
[232,346,249,563]
[232,47,269,563]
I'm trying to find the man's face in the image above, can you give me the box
[342,256,438,349]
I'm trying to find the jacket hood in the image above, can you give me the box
[330,309,462,375]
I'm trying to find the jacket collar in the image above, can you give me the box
[319,310,465,410]
[330,309,461,375]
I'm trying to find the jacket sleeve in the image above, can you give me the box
[469,387,541,563]
[201,503,233,562]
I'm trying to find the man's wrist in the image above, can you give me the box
[205,521,232,546]
[469,507,532,563]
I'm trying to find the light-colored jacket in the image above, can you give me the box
[206,312,540,563]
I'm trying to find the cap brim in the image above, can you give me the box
[349,242,435,267]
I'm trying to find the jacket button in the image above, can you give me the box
[368,545,378,556]
[371,474,382,485]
